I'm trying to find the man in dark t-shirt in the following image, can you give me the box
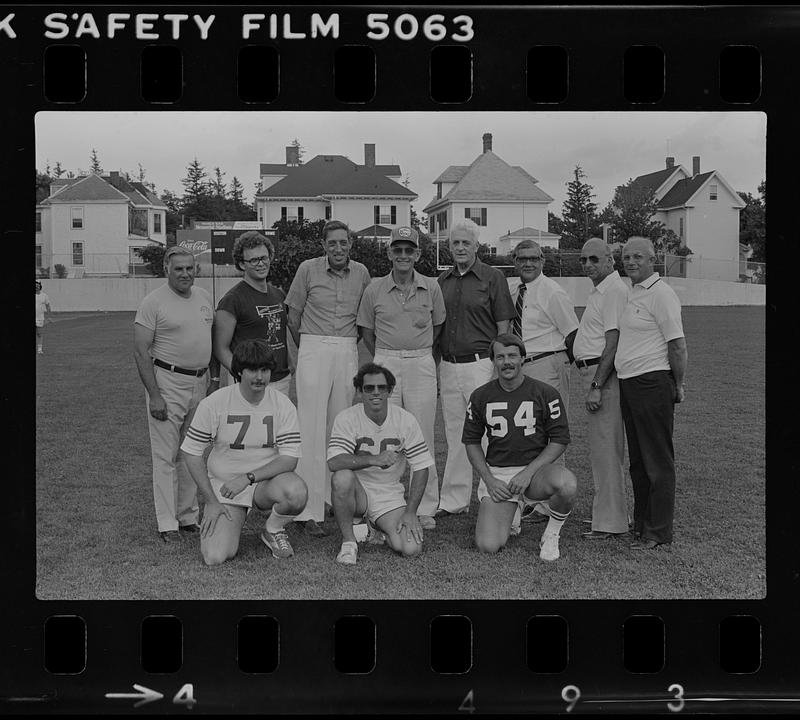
[214,232,292,396]
[462,334,577,561]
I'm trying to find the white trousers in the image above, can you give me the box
[438,357,493,513]
[522,350,571,464]
[294,335,358,522]
[373,350,439,516]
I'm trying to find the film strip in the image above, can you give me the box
[4,3,793,714]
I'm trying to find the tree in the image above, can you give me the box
[561,165,600,249]
[36,169,52,204]
[89,148,102,174]
[290,138,305,165]
[548,211,564,236]
[268,218,326,291]
[211,167,227,198]
[181,158,212,221]
[52,161,64,178]
[134,245,167,277]
[230,176,244,206]
[739,180,765,263]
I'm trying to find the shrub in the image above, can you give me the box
[54,263,67,279]
[134,244,167,277]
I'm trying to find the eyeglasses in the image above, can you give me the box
[515,255,542,263]
[391,246,417,256]
[362,384,389,394]
[244,255,270,266]
[579,255,602,264]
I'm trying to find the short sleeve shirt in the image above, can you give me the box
[462,376,570,467]
[327,404,434,487]
[615,273,684,379]
[573,270,629,360]
[284,256,371,337]
[357,271,446,350]
[35,292,50,326]
[217,281,290,381]
[438,260,516,356]
[134,283,214,369]
[508,274,579,354]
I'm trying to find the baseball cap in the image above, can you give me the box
[389,226,419,247]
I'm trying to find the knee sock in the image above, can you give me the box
[544,508,570,536]
[266,509,294,534]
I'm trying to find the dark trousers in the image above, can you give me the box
[619,371,676,544]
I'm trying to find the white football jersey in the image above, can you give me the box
[327,404,434,486]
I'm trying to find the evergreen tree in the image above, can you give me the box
[90,148,102,174]
[52,161,64,178]
[548,211,564,236]
[180,158,212,220]
[36,169,53,204]
[230,176,244,206]
[738,180,765,263]
[290,138,305,165]
[211,167,227,198]
[561,165,599,249]
[608,179,664,243]
[137,163,147,183]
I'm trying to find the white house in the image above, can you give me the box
[423,133,555,252]
[629,156,746,281]
[36,171,167,277]
[254,143,416,237]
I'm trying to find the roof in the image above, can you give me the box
[434,166,470,183]
[41,173,130,203]
[500,226,561,240]
[657,172,715,208]
[631,167,682,195]
[256,155,416,198]
[423,150,553,212]
[260,161,401,177]
[352,223,393,237]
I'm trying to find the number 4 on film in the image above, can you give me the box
[459,689,475,713]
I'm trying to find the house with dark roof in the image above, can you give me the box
[423,133,555,255]
[629,156,746,281]
[254,143,416,237]
[36,171,167,276]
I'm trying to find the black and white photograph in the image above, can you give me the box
[34,110,766,600]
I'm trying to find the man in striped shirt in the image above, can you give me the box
[328,363,435,565]
[181,339,307,566]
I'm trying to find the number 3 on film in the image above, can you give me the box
[173,684,196,709]
[561,685,580,712]
[667,684,685,713]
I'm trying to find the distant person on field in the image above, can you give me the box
[181,339,307,565]
[133,246,219,544]
[214,231,292,397]
[35,281,51,354]
[616,236,688,550]
[463,334,576,562]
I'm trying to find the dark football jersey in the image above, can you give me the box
[462,376,570,467]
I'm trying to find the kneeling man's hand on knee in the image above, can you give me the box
[396,509,423,545]
[201,501,231,538]
[486,476,513,503]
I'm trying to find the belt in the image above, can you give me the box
[376,347,432,358]
[522,350,563,365]
[441,351,490,364]
[574,357,601,369]
[153,358,208,377]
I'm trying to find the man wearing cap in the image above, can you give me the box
[616,236,688,550]
[285,220,371,537]
[134,246,219,543]
[436,218,516,516]
[35,280,51,354]
[573,238,630,539]
[357,226,446,529]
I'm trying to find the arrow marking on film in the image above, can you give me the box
[105,684,163,708]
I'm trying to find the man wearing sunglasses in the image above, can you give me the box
[573,238,630,539]
[328,362,435,566]
[357,226,446,531]
[214,231,292,397]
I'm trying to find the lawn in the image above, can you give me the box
[35,307,765,600]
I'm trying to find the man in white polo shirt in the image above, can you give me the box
[357,226,446,529]
[573,238,630,539]
[616,236,688,550]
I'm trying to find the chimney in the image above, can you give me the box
[483,133,493,153]
[666,157,675,169]
[286,145,299,166]
[692,156,700,176]
[364,143,376,168]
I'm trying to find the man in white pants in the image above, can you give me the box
[357,226,446,529]
[435,219,516,516]
[285,220,371,537]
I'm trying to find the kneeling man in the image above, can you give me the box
[329,362,435,565]
[464,334,577,561]
[181,339,308,565]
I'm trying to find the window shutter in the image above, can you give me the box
[481,208,487,226]
[465,208,470,219]
[298,207,304,222]
[391,206,396,224]
[281,207,287,220]
[374,205,380,224]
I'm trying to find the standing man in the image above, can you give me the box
[463,334,576,561]
[214,231,292,397]
[35,281,51,354]
[436,218,516,516]
[134,246,219,543]
[616,236,688,550]
[573,238,630,539]
[357,226,446,529]
[285,220,371,537]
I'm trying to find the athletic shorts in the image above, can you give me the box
[210,478,255,509]
[357,475,406,524]
[477,465,542,505]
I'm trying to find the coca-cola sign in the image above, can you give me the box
[179,240,209,254]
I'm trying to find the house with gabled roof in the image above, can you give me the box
[254,143,416,238]
[36,171,167,276]
[629,156,746,281]
[423,133,555,255]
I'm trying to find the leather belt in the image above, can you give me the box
[153,358,208,377]
[441,351,490,364]
[574,357,601,369]
[522,350,562,365]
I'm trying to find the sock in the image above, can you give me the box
[37,344,43,352]
[265,509,294,534]
[544,508,570,536]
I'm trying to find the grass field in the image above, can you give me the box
[35,307,765,600]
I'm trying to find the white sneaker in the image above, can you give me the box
[539,531,560,562]
[353,521,385,545]
[418,515,436,530]
[510,504,522,536]
[510,523,521,537]
[336,541,358,565]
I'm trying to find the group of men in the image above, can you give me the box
[133,216,687,568]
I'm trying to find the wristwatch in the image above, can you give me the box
[247,472,257,485]
[590,380,602,390]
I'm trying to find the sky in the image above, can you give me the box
[35,111,766,216]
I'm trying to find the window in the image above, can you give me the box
[374,205,397,225]
[71,206,83,229]
[709,184,718,201]
[35,245,42,267]
[129,247,144,265]
[72,242,84,266]
[281,206,303,222]
[489,246,497,256]
[438,211,448,232]
[465,207,487,226]
[436,182,442,199]
[154,212,162,233]
[679,217,684,239]
[325,205,331,220]
[36,211,42,233]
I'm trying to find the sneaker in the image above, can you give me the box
[353,521,386,545]
[434,506,468,518]
[418,515,436,530]
[539,531,560,562]
[159,530,183,543]
[522,502,549,523]
[260,529,294,559]
[336,541,358,565]
[509,523,521,537]
[37,348,44,355]
[179,523,200,534]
